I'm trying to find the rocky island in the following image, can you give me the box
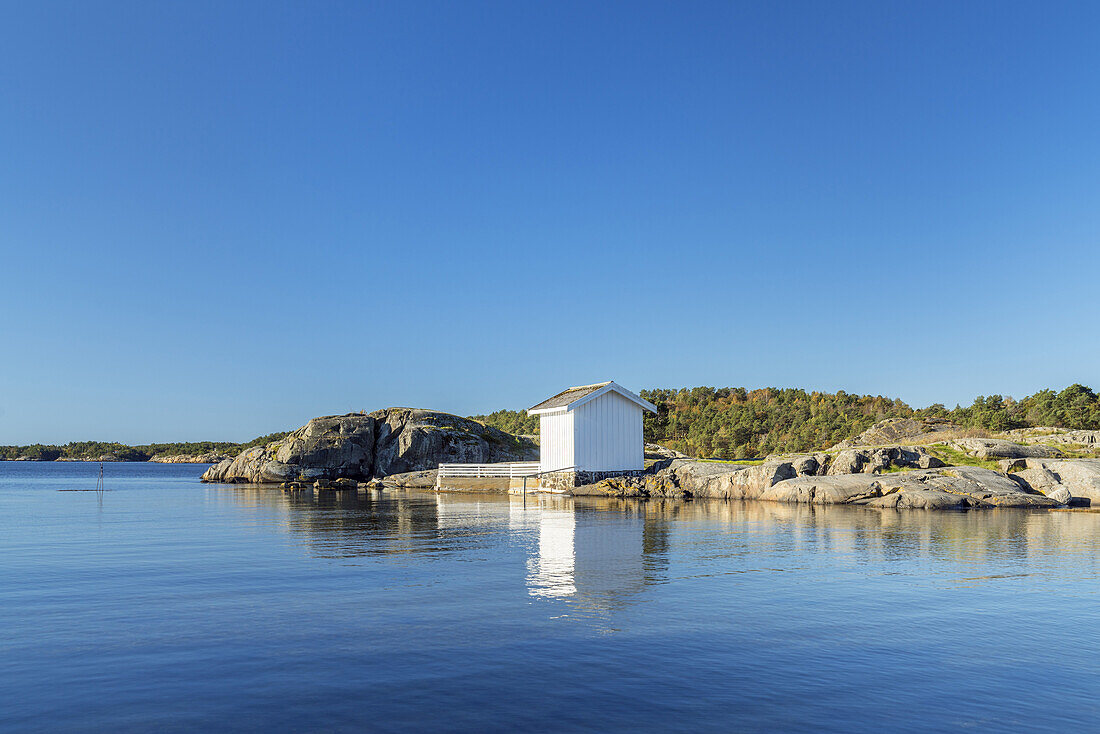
[197,410,1100,510]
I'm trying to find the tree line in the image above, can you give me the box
[470,384,1100,459]
[467,409,540,436]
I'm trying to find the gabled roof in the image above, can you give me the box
[528,382,611,412]
[527,381,657,415]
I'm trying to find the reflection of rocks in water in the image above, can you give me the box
[576,499,1100,573]
[287,490,445,558]
[209,485,444,558]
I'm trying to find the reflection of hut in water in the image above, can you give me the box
[528,505,576,598]
[525,498,669,612]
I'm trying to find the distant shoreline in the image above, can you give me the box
[0,456,221,464]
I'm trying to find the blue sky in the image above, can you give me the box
[2,1,1098,444]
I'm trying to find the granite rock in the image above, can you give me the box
[201,409,537,484]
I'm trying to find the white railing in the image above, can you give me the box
[437,462,542,479]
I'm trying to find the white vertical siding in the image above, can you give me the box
[539,410,574,472]
[571,391,644,472]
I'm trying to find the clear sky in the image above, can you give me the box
[2,1,1098,444]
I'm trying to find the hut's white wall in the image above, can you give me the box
[539,411,575,472]
[571,391,644,472]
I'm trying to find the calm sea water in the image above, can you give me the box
[2,462,1099,733]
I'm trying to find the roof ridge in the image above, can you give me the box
[567,380,612,390]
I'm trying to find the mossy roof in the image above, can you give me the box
[528,382,612,412]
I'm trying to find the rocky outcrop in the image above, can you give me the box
[645,443,691,461]
[824,446,944,475]
[594,473,686,499]
[579,450,1058,508]
[948,438,1064,460]
[763,467,1056,508]
[1000,458,1100,506]
[1003,428,1100,446]
[576,457,800,500]
[830,418,963,449]
[379,469,438,489]
[582,446,944,501]
[201,409,538,484]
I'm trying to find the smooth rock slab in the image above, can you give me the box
[1000,458,1100,505]
[764,468,1057,509]
[949,439,1064,460]
[585,459,1060,509]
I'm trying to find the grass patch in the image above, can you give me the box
[926,443,1003,471]
[882,465,921,474]
[695,458,765,466]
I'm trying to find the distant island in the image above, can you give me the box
[0,432,290,463]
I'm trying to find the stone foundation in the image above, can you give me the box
[538,469,645,492]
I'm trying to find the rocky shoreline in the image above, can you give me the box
[581,424,1100,509]
[579,451,1094,509]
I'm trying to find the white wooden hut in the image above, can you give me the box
[527,381,657,488]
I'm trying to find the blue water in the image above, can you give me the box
[2,462,1100,732]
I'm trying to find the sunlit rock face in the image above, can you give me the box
[578,455,1065,509]
[1001,458,1100,506]
[201,408,538,484]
